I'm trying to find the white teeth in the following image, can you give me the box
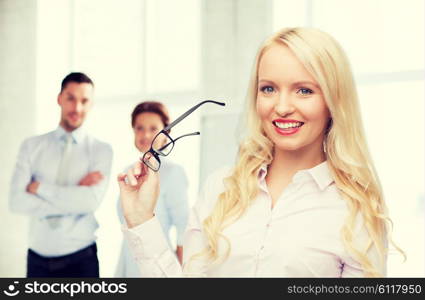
[274,122,303,129]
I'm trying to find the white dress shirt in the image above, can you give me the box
[9,126,113,257]
[122,161,386,277]
[115,158,189,277]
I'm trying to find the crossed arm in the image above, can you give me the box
[9,139,113,217]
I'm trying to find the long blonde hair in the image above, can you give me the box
[192,27,403,276]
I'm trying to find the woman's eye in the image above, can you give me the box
[260,86,275,94]
[297,88,313,95]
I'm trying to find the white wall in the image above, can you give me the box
[0,0,38,277]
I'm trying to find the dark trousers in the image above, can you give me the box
[27,243,99,278]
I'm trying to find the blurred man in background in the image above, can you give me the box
[9,72,113,277]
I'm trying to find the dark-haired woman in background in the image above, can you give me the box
[115,101,189,277]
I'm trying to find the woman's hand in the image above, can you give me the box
[117,161,159,228]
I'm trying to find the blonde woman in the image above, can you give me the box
[118,28,400,277]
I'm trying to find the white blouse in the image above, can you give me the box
[122,161,385,277]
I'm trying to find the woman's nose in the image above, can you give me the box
[274,93,295,117]
[140,133,152,141]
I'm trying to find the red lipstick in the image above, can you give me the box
[272,119,304,136]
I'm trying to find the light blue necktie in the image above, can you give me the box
[46,134,74,229]
[56,134,74,185]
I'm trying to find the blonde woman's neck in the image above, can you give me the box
[265,142,326,208]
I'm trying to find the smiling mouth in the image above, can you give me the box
[272,121,304,129]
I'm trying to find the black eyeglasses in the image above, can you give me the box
[141,100,226,171]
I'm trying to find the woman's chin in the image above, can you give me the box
[137,146,150,153]
[273,141,304,152]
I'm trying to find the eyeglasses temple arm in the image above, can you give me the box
[157,131,200,152]
[163,100,225,132]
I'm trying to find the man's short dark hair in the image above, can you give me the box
[60,72,94,92]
